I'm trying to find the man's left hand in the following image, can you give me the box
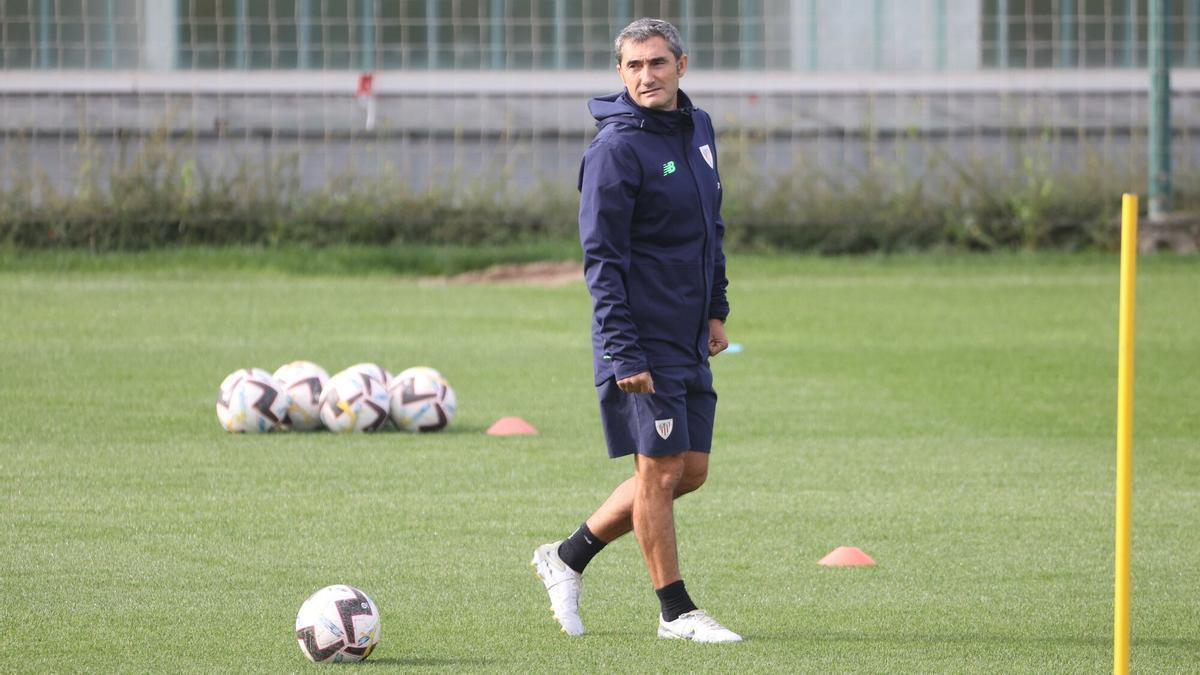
[708,318,729,356]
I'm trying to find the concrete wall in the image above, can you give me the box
[3,70,1199,195]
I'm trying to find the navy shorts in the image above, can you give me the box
[596,363,717,458]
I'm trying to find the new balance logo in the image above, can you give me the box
[662,161,676,176]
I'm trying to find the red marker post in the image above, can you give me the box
[356,72,376,131]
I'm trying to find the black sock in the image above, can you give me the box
[556,522,607,574]
[655,579,698,622]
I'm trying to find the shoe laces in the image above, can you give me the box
[547,554,581,583]
[545,559,582,604]
[551,574,582,600]
[683,609,723,630]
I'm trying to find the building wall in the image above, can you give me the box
[5,1,1197,74]
[787,0,980,71]
[1,2,1195,197]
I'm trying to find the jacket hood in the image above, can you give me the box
[587,90,695,135]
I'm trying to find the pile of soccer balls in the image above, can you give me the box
[216,360,456,433]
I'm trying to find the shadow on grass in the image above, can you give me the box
[358,656,496,667]
[764,632,1197,650]
[422,424,492,435]
[569,630,647,639]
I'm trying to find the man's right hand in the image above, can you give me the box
[616,371,655,394]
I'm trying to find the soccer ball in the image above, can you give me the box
[395,365,445,384]
[215,368,289,433]
[389,372,457,432]
[319,368,391,432]
[295,584,381,663]
[273,361,330,431]
[345,362,392,386]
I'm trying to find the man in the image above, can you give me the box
[531,18,740,644]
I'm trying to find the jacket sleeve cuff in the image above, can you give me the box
[613,360,650,381]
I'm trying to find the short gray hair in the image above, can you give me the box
[613,18,685,64]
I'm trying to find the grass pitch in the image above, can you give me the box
[1,252,1197,672]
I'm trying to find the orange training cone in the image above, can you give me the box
[818,546,876,567]
[486,416,538,436]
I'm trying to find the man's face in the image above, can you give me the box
[617,35,687,111]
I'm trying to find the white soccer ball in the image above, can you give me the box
[215,368,289,433]
[395,365,445,384]
[295,584,381,663]
[389,372,457,432]
[273,361,331,431]
[345,362,392,386]
[319,369,391,432]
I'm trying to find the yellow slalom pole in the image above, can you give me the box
[1114,193,1138,675]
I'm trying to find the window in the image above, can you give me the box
[172,0,770,70]
[982,0,1192,68]
[1,0,139,69]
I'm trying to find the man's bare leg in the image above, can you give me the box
[585,451,709,545]
[619,451,741,641]
[532,450,738,640]
[631,452,686,587]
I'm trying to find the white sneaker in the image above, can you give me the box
[531,541,584,636]
[657,609,743,643]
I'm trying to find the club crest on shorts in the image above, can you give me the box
[655,418,674,440]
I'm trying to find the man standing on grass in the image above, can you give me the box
[531,18,739,643]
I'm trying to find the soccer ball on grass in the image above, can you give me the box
[389,372,457,432]
[295,584,381,663]
[395,365,444,383]
[273,361,330,431]
[319,368,391,432]
[345,362,392,386]
[215,368,289,433]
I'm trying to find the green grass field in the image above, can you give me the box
[1,252,1197,672]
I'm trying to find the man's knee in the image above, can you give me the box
[636,454,686,492]
[676,464,708,496]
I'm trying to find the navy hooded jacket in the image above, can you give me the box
[578,89,729,385]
